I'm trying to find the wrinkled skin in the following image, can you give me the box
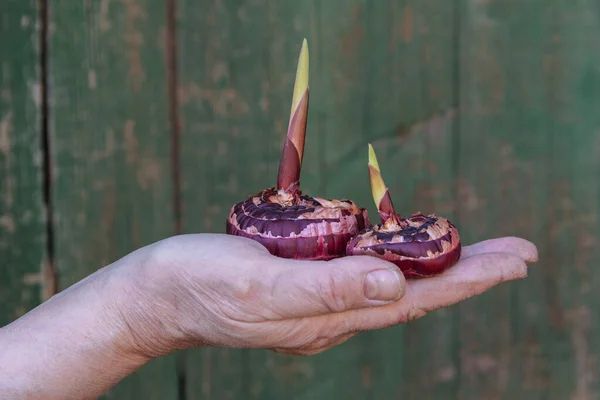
[0,233,537,399]
[128,234,537,357]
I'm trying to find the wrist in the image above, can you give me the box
[108,240,198,358]
[0,261,152,398]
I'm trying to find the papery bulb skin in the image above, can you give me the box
[227,188,369,260]
[346,213,461,277]
[347,144,462,278]
[226,39,370,260]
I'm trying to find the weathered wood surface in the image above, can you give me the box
[176,0,286,397]
[48,0,178,398]
[1,0,599,399]
[457,1,600,399]
[0,0,47,326]
[177,1,460,398]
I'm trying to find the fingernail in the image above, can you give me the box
[364,269,403,301]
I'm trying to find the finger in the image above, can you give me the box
[324,252,527,334]
[403,252,527,312]
[461,237,538,263]
[264,256,406,320]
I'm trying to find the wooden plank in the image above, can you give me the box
[178,0,459,398]
[457,1,542,397]
[176,0,298,397]
[0,0,46,327]
[457,0,600,398]
[48,1,178,398]
[320,1,459,398]
[294,1,459,399]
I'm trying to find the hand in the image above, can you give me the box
[0,233,537,399]
[119,233,538,357]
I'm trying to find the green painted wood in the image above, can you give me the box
[0,0,46,327]
[176,0,294,397]
[178,1,459,398]
[457,1,600,399]
[16,0,598,398]
[48,1,178,398]
[316,2,460,398]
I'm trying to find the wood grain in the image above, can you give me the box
[1,0,598,398]
[177,0,460,398]
[176,0,298,397]
[48,1,178,398]
[0,0,46,327]
[457,0,600,399]
[324,1,460,399]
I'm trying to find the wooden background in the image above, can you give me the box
[2,0,599,399]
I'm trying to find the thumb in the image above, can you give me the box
[265,256,406,320]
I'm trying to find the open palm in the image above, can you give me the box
[138,234,538,356]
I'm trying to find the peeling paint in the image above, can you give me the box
[123,0,147,91]
[28,81,41,107]
[362,364,371,389]
[211,61,229,82]
[123,119,138,164]
[100,0,111,32]
[216,140,228,156]
[21,210,33,224]
[457,178,483,212]
[76,211,86,226]
[0,112,11,155]
[0,215,15,233]
[227,174,238,194]
[389,108,457,148]
[42,259,56,301]
[259,96,269,113]
[463,353,497,376]
[23,273,43,285]
[435,365,457,382]
[90,129,116,161]
[88,69,97,90]
[401,6,413,43]
[136,157,161,190]
[568,306,596,400]
[101,184,117,260]
[178,84,249,116]
[271,359,315,388]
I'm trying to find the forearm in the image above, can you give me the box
[0,262,151,399]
